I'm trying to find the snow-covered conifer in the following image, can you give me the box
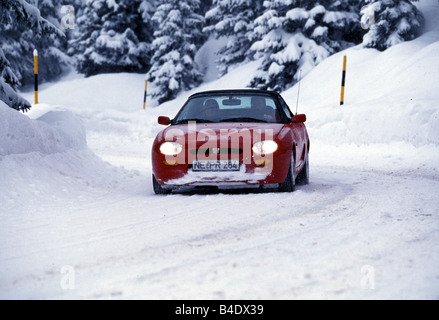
[1,0,70,88]
[147,0,206,104]
[361,0,424,51]
[204,0,264,76]
[70,0,155,77]
[0,0,63,36]
[0,0,63,111]
[249,0,362,92]
[34,0,71,83]
[0,49,31,111]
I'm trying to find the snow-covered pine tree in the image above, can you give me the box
[328,0,364,45]
[0,0,63,111]
[204,0,264,77]
[139,0,157,25]
[0,49,31,111]
[33,0,71,83]
[70,0,155,77]
[361,0,424,51]
[1,0,70,88]
[0,0,63,35]
[249,0,362,92]
[147,0,206,104]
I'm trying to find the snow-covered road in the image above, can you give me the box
[1,153,438,299]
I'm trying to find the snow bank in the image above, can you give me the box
[0,101,143,207]
[0,102,86,156]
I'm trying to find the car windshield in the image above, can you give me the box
[172,94,282,124]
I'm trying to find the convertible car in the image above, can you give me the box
[151,89,309,194]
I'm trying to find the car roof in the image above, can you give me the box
[188,89,280,99]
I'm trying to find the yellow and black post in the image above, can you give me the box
[340,55,347,106]
[143,79,148,109]
[33,49,38,104]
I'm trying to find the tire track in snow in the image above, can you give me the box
[2,163,438,299]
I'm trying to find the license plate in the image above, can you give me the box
[192,160,240,172]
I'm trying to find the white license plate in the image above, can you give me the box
[192,160,240,172]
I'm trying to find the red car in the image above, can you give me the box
[151,89,309,194]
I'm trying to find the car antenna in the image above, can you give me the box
[295,69,302,115]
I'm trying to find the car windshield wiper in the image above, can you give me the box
[219,117,268,123]
[173,118,215,124]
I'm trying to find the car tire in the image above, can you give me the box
[296,151,309,185]
[278,153,296,192]
[152,175,170,194]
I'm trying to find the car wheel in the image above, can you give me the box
[296,151,309,185]
[152,175,170,194]
[278,153,296,192]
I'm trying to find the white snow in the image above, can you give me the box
[1,0,439,300]
[286,7,309,21]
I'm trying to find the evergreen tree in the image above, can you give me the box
[70,0,155,77]
[0,0,63,111]
[34,0,71,83]
[249,0,362,92]
[361,0,424,51]
[139,0,157,24]
[147,0,206,104]
[0,49,30,111]
[1,0,70,88]
[204,0,264,76]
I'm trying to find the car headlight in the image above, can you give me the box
[160,141,183,156]
[252,140,278,154]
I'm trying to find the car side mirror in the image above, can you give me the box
[291,114,306,123]
[158,116,171,126]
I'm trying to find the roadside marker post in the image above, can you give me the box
[34,49,38,104]
[143,79,148,109]
[340,55,347,106]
